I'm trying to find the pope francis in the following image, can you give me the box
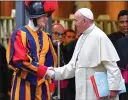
[48,8,123,100]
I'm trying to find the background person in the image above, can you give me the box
[108,10,128,100]
[63,29,76,46]
[0,43,9,100]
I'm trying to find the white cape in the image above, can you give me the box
[73,24,120,68]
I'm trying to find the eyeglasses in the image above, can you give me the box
[53,32,65,37]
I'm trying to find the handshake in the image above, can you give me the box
[46,67,55,79]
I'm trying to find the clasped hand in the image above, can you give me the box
[45,67,55,80]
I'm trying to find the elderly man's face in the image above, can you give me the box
[118,15,128,34]
[74,12,85,34]
[52,25,65,43]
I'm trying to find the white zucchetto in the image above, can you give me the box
[78,8,94,20]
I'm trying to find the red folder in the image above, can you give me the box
[90,72,109,99]
[90,75,100,98]
[90,72,126,99]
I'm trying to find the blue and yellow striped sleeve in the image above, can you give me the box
[6,30,47,78]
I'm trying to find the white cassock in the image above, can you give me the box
[55,24,123,100]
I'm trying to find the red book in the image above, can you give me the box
[90,75,101,98]
[90,72,126,99]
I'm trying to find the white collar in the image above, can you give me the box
[83,24,95,35]
[28,20,39,31]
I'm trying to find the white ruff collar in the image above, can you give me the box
[28,20,39,31]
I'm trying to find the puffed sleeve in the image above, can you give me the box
[7,30,48,78]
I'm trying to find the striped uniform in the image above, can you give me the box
[6,26,57,100]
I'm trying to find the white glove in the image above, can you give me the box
[46,69,55,79]
[48,67,54,70]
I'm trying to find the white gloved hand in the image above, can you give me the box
[46,69,55,79]
[48,66,54,70]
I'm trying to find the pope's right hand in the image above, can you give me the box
[48,66,54,70]
[46,68,55,79]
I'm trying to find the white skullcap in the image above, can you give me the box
[78,8,94,20]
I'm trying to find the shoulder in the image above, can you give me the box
[90,26,107,39]
[42,31,50,35]
[42,31,53,41]
[88,27,113,45]
[108,32,123,38]
[108,32,125,42]
[12,26,27,36]
[67,40,77,46]
[43,31,50,35]
[65,40,77,52]
[43,31,51,37]
[65,40,77,50]
[117,36,128,43]
[10,27,27,45]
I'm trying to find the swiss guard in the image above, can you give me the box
[6,1,58,100]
